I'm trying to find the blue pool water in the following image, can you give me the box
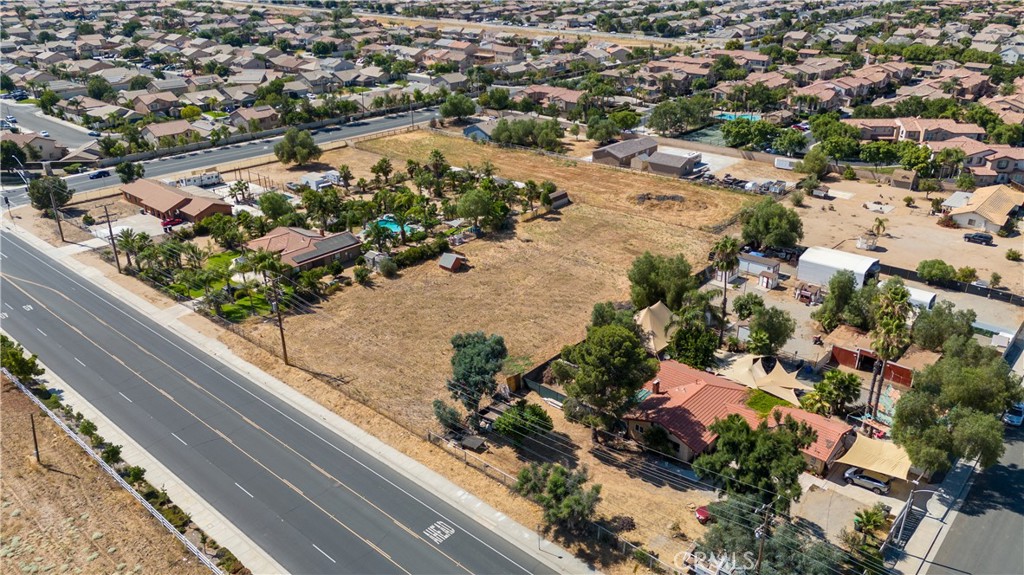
[375,216,415,235]
[714,112,762,121]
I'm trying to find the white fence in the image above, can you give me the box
[3,368,223,575]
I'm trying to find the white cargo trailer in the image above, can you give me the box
[797,246,880,287]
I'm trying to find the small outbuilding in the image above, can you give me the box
[439,252,468,272]
[798,246,880,287]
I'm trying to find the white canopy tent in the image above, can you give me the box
[634,301,677,354]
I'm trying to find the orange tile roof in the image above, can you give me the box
[629,362,752,454]
[766,406,853,462]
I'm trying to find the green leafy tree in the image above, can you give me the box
[86,76,115,101]
[1,140,26,169]
[439,93,476,122]
[515,463,601,532]
[445,332,508,421]
[115,161,145,184]
[811,270,857,332]
[258,191,295,221]
[180,105,202,121]
[859,141,899,179]
[0,74,15,92]
[493,399,554,444]
[794,147,829,178]
[0,335,45,382]
[916,259,956,284]
[608,110,641,131]
[38,90,60,114]
[773,129,807,157]
[820,136,860,168]
[893,336,1022,472]
[911,301,976,352]
[693,413,817,512]
[273,128,322,166]
[732,293,765,320]
[301,186,341,231]
[626,252,696,311]
[586,117,621,144]
[590,302,643,340]
[700,495,844,575]
[747,306,795,356]
[457,187,494,229]
[740,198,804,250]
[566,324,658,427]
[666,319,718,370]
[27,176,74,211]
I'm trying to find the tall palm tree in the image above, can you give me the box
[366,222,396,253]
[182,243,210,271]
[711,236,741,346]
[868,280,911,418]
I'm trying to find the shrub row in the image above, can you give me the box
[392,236,450,268]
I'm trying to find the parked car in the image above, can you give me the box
[161,217,184,227]
[844,467,891,494]
[88,170,111,179]
[5,115,16,123]
[87,130,101,137]
[38,130,49,137]
[963,232,993,245]
[695,506,713,525]
[1003,403,1024,427]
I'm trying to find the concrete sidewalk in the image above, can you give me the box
[888,458,979,575]
[1,216,597,574]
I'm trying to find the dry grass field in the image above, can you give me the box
[358,130,747,231]
[0,382,209,575]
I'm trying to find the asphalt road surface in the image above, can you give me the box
[0,230,553,575]
[1,101,96,148]
[2,108,437,207]
[927,426,1024,575]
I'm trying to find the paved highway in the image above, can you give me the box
[0,230,554,575]
[1,101,96,148]
[928,426,1024,575]
[3,108,437,206]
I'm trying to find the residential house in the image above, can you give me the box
[120,179,232,222]
[766,407,855,475]
[245,227,362,271]
[948,184,1024,232]
[140,119,196,146]
[788,82,843,113]
[132,91,179,116]
[462,120,499,141]
[842,118,985,142]
[148,77,189,95]
[623,360,758,462]
[517,85,586,112]
[0,132,68,162]
[592,137,658,168]
[229,105,280,131]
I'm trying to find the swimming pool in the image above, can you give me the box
[375,215,417,235]
[714,112,762,121]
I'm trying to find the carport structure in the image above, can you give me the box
[836,434,912,481]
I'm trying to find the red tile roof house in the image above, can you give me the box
[121,179,232,222]
[623,361,855,475]
[245,227,362,271]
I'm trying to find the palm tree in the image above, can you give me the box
[366,221,396,252]
[868,280,911,418]
[799,390,831,416]
[337,164,353,190]
[711,236,741,346]
[854,505,886,544]
[115,229,139,269]
[871,217,888,237]
[182,243,210,271]
[296,268,326,299]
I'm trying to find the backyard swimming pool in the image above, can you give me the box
[714,112,762,121]
[375,215,418,235]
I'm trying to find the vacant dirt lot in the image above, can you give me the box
[246,201,704,426]
[0,382,208,575]
[358,130,747,231]
[800,178,1024,293]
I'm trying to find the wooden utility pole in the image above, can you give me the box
[754,503,773,575]
[48,185,64,242]
[271,277,289,365]
[30,413,41,464]
[102,204,121,273]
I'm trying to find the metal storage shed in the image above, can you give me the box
[797,246,880,287]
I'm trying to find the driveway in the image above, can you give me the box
[1,101,95,148]
[90,213,169,239]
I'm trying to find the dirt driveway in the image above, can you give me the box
[800,178,1024,293]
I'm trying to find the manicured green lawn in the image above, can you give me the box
[746,390,792,416]
[206,111,228,118]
